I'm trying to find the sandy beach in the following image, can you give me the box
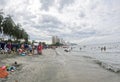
[0,49,120,82]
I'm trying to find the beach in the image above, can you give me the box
[0,48,120,82]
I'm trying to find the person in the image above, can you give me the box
[21,44,24,50]
[28,45,32,53]
[103,46,106,51]
[4,43,9,54]
[37,42,43,55]
[7,42,12,54]
[80,47,82,51]
[101,47,103,51]
[18,44,26,56]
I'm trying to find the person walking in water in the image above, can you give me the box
[101,46,106,52]
[37,42,43,55]
[103,46,106,51]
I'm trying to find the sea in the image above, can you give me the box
[57,42,120,73]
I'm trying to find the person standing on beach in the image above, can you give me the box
[4,42,12,54]
[7,42,12,54]
[37,42,43,55]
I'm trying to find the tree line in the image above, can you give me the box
[0,10,29,42]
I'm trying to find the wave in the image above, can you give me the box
[56,48,120,73]
[82,55,120,73]
[94,60,120,73]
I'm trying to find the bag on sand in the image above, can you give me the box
[0,67,9,78]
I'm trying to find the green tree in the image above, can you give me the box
[0,14,3,26]
[13,24,21,40]
[2,15,15,38]
[0,11,29,42]
[0,10,4,32]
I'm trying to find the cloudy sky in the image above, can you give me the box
[0,0,120,44]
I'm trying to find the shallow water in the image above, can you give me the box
[71,43,120,73]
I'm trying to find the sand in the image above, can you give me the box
[0,49,120,82]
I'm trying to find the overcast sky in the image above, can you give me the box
[0,0,120,44]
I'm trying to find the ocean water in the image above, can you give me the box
[58,42,120,73]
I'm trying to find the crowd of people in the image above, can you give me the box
[18,42,43,56]
[0,41,47,56]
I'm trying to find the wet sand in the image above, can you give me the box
[0,49,120,82]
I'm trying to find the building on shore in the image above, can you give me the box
[52,36,59,44]
[52,36,67,45]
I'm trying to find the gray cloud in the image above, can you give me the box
[31,14,62,30]
[0,0,7,6]
[31,15,63,35]
[40,0,55,11]
[75,31,96,38]
[79,11,86,18]
[59,0,74,10]
[0,0,120,44]
[41,15,62,25]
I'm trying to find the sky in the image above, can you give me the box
[0,0,120,44]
